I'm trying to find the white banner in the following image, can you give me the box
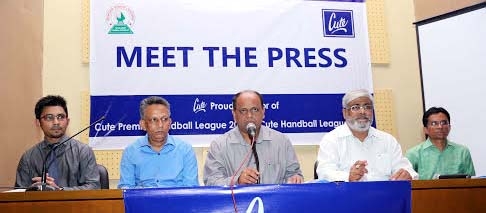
[89,0,371,149]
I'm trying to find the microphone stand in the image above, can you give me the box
[250,135,260,184]
[245,123,260,184]
[38,116,105,191]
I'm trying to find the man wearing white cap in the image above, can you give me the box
[316,89,418,182]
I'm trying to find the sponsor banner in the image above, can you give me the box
[123,182,411,213]
[90,94,347,136]
[90,0,372,148]
[90,94,362,148]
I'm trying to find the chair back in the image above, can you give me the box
[97,164,110,189]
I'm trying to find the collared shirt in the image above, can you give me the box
[316,124,418,182]
[405,138,475,180]
[118,134,199,188]
[203,126,303,186]
[15,135,100,190]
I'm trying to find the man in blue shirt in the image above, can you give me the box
[118,96,198,188]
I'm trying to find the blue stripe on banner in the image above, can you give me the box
[89,94,375,137]
[123,182,411,213]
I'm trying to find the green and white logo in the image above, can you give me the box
[106,5,135,34]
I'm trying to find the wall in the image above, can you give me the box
[372,0,424,149]
[43,0,89,131]
[414,0,485,21]
[0,0,43,187]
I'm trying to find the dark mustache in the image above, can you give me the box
[50,126,62,130]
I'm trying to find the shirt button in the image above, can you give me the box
[158,153,160,155]
[156,180,159,182]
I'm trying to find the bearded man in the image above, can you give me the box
[315,89,418,182]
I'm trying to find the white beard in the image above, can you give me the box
[346,117,372,132]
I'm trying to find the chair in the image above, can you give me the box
[97,164,110,189]
[314,161,318,179]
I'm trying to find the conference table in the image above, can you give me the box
[0,179,485,213]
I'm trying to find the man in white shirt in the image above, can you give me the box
[316,89,418,182]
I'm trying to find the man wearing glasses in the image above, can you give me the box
[118,96,198,188]
[15,95,100,190]
[406,107,475,179]
[316,89,418,182]
[204,90,303,186]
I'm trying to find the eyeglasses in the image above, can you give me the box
[347,104,373,112]
[41,114,67,122]
[146,116,171,125]
[429,120,449,127]
[237,107,260,115]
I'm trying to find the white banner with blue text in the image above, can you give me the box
[89,0,371,149]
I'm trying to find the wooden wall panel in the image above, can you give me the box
[414,0,485,22]
[0,0,43,187]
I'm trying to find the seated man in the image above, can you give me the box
[204,90,303,186]
[15,95,100,190]
[316,89,418,182]
[406,107,475,179]
[118,96,198,188]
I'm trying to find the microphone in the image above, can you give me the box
[246,123,256,139]
[32,116,105,191]
[246,123,260,184]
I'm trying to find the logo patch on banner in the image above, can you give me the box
[106,4,135,34]
[193,98,207,113]
[322,9,354,38]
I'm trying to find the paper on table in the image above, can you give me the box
[2,189,26,193]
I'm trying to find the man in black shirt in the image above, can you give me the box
[15,95,99,190]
